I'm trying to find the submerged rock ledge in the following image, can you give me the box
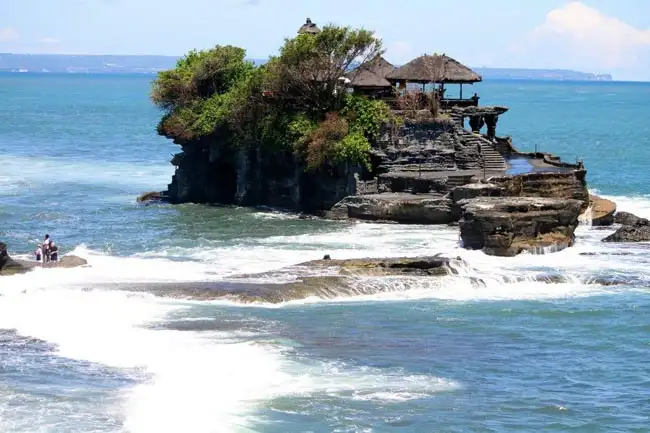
[114,255,459,303]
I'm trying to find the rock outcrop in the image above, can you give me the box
[488,170,589,210]
[326,193,454,224]
[118,255,460,303]
[137,191,163,203]
[0,242,28,275]
[602,212,650,243]
[458,197,583,256]
[299,255,455,276]
[0,242,89,276]
[614,211,647,226]
[587,195,616,226]
[164,116,500,212]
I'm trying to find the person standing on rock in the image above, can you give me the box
[49,242,59,262]
[42,234,51,262]
[35,244,42,262]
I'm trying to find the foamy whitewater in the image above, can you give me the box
[1,74,649,432]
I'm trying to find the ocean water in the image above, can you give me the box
[1,73,650,432]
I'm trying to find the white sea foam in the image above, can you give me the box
[3,194,649,431]
[0,281,457,432]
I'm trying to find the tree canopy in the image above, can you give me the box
[151,23,389,170]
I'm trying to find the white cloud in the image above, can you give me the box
[528,2,650,70]
[0,27,19,41]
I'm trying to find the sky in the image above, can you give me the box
[1,0,650,80]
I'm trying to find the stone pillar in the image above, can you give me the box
[469,115,484,133]
[484,114,499,139]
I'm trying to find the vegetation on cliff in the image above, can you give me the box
[151,25,389,170]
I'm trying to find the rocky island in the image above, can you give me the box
[146,18,623,256]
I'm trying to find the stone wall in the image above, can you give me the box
[355,176,379,195]
[377,172,448,194]
[374,117,482,175]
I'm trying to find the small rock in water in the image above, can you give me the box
[602,224,650,243]
[323,254,331,260]
[614,211,648,227]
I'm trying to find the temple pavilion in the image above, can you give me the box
[385,54,482,107]
[295,18,483,108]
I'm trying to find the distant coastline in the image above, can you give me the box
[0,53,614,81]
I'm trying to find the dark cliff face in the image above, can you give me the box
[164,117,488,211]
[166,140,358,212]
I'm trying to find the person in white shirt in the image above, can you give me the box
[42,234,51,262]
[35,244,42,262]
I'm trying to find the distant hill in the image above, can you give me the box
[0,53,613,81]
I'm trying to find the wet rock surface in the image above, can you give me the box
[114,255,459,303]
[326,193,454,224]
[588,195,616,226]
[458,196,583,257]
[600,211,650,243]
[613,211,648,227]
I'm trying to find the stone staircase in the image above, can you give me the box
[447,174,476,188]
[458,130,507,175]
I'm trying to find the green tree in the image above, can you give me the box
[151,45,254,141]
[264,25,383,115]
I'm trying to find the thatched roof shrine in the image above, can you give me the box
[298,18,320,35]
[347,56,395,88]
[386,54,482,84]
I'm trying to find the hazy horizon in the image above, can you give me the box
[2,1,650,81]
[0,53,619,79]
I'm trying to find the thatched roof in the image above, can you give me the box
[347,56,395,88]
[386,54,482,84]
[298,18,320,35]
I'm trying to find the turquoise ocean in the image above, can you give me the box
[1,73,649,432]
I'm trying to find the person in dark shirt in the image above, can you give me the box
[49,242,59,262]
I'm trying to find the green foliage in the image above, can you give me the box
[287,115,317,148]
[152,24,385,169]
[152,45,254,141]
[262,25,383,115]
[335,132,372,169]
[342,94,389,139]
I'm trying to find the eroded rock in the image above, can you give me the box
[299,255,455,277]
[601,211,650,243]
[327,193,454,224]
[458,196,582,256]
[602,223,650,243]
[587,195,616,226]
[118,255,461,303]
[0,242,30,276]
[614,211,648,226]
[137,191,163,203]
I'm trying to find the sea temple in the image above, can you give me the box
[147,18,607,257]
